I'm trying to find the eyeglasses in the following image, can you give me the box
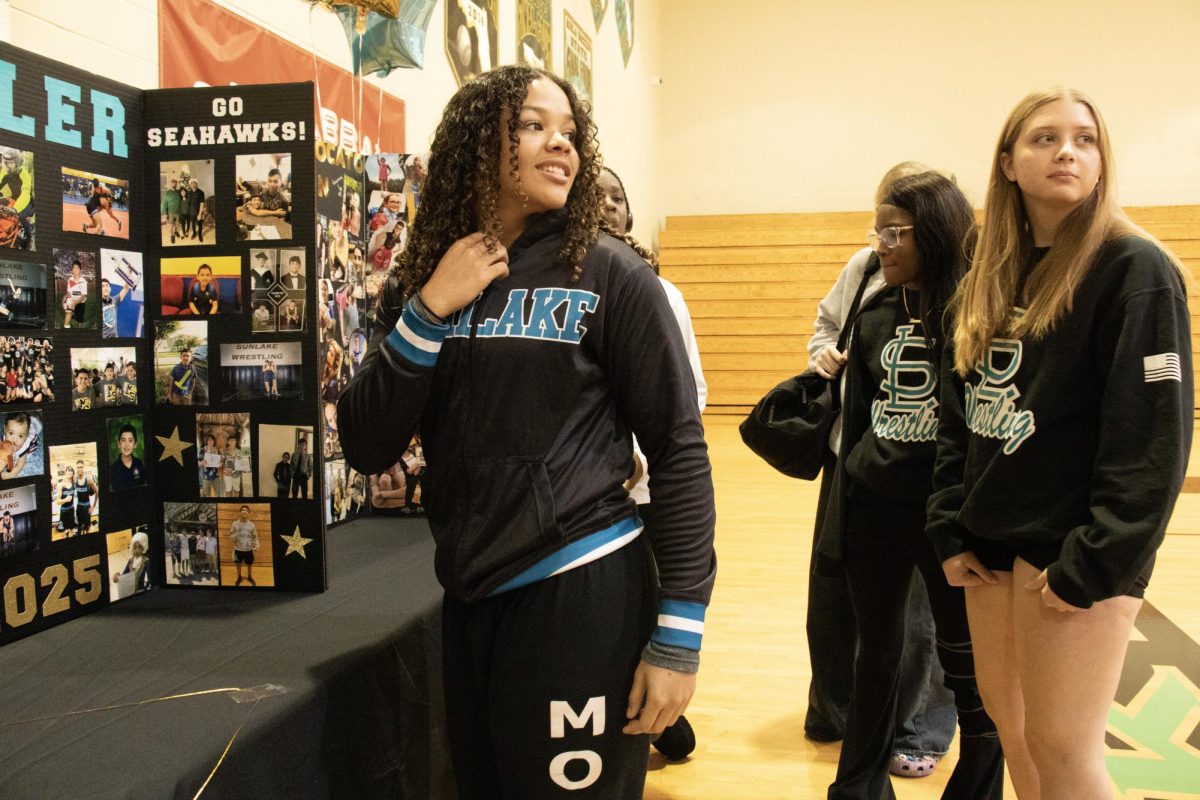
[867,225,914,251]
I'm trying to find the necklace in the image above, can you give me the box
[902,288,920,323]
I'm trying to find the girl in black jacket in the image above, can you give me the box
[931,88,1192,800]
[337,66,715,799]
[822,173,1002,800]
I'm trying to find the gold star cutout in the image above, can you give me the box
[281,526,313,559]
[156,426,194,465]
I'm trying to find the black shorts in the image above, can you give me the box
[234,549,254,565]
[59,507,75,530]
[965,533,1153,599]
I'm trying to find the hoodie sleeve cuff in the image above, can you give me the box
[384,300,451,368]
[641,640,700,674]
[1045,563,1096,610]
[651,599,706,652]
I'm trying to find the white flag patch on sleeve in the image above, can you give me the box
[1144,353,1182,383]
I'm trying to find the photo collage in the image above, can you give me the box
[0,44,157,629]
[321,152,428,524]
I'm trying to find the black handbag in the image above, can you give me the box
[739,259,878,480]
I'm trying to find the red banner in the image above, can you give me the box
[158,0,406,156]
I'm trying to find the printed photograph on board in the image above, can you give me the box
[326,458,366,524]
[564,11,593,103]
[69,346,138,410]
[100,248,144,338]
[0,145,35,250]
[53,248,98,329]
[0,336,54,404]
[154,320,209,405]
[236,154,292,240]
[196,412,252,498]
[0,484,37,560]
[50,442,99,540]
[517,0,552,70]
[159,159,215,246]
[0,260,48,328]
[61,167,129,239]
[107,414,147,491]
[108,525,151,601]
[219,341,302,402]
[341,174,363,239]
[445,0,498,86]
[163,501,219,587]
[370,434,425,516]
[160,255,241,316]
[218,502,274,588]
[259,424,315,500]
[0,410,43,482]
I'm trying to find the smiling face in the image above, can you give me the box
[496,78,580,229]
[119,430,136,457]
[1001,99,1102,219]
[873,204,920,289]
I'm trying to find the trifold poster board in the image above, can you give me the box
[0,43,325,648]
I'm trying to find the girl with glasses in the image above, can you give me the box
[931,88,1191,800]
[820,172,1003,799]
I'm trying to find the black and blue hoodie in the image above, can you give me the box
[337,210,716,669]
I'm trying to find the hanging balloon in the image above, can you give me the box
[335,1,437,76]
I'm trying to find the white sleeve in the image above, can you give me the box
[630,278,707,505]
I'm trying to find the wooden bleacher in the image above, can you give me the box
[660,206,1200,415]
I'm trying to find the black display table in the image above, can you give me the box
[0,517,454,800]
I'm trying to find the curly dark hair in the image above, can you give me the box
[395,66,604,295]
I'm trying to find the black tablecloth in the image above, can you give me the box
[0,516,455,800]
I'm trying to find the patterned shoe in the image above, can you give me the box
[889,752,939,778]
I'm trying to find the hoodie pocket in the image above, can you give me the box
[426,456,563,600]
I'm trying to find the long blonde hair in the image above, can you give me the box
[952,87,1186,374]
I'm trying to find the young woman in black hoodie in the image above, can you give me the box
[337,66,715,798]
[821,172,1003,799]
[930,88,1192,800]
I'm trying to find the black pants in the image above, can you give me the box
[441,538,657,799]
[807,450,954,753]
[829,483,1004,800]
[291,472,308,499]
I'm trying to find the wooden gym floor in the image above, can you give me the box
[642,416,1200,800]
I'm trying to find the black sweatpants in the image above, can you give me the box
[441,537,658,799]
[829,483,1004,800]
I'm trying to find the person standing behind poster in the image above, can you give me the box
[168,348,195,405]
[290,438,311,499]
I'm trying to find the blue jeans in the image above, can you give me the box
[805,452,955,756]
